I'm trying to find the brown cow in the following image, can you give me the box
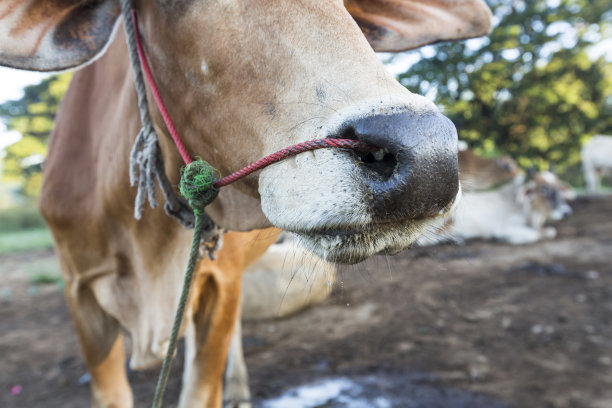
[458,148,522,191]
[0,1,491,407]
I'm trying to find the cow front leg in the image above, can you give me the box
[179,274,241,408]
[64,285,133,408]
[223,310,251,408]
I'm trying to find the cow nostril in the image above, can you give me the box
[336,126,398,180]
[358,148,397,179]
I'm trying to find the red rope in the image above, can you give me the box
[132,11,193,165]
[131,10,374,190]
[212,138,373,188]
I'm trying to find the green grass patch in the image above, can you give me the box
[0,205,47,232]
[30,271,62,286]
[0,228,53,254]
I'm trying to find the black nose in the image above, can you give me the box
[338,111,459,221]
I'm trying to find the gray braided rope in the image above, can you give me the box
[120,0,195,228]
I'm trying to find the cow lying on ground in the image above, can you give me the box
[419,149,574,245]
[0,0,491,407]
[450,170,573,244]
[242,235,335,321]
[456,145,522,191]
[417,147,519,245]
[583,135,612,193]
[421,162,574,245]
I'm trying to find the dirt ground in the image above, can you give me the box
[1,195,611,408]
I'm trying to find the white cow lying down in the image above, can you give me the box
[420,165,574,246]
[583,135,612,193]
[242,237,335,320]
[449,171,573,244]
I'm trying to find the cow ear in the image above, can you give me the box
[0,0,121,72]
[345,0,492,52]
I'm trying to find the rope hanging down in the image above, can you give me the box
[120,0,200,230]
[121,4,374,407]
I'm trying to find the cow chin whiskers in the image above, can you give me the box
[295,186,461,263]
[292,220,429,264]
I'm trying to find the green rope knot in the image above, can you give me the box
[179,159,220,213]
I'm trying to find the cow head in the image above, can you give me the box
[524,171,574,226]
[0,0,491,263]
[526,171,573,221]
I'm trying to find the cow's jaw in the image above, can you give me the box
[295,221,431,263]
[260,156,460,263]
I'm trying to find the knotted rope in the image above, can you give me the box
[121,3,374,407]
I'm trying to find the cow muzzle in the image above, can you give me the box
[258,107,460,264]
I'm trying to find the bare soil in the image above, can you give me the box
[1,196,611,408]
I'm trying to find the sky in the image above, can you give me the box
[0,67,50,104]
[0,67,50,150]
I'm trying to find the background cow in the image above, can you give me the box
[457,145,522,191]
[583,135,612,193]
[242,235,335,321]
[445,170,573,244]
[419,149,574,246]
[0,0,491,407]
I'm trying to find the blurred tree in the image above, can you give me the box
[0,73,72,197]
[397,0,612,181]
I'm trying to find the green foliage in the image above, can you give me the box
[23,258,63,286]
[0,228,53,254]
[0,73,72,198]
[397,0,612,181]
